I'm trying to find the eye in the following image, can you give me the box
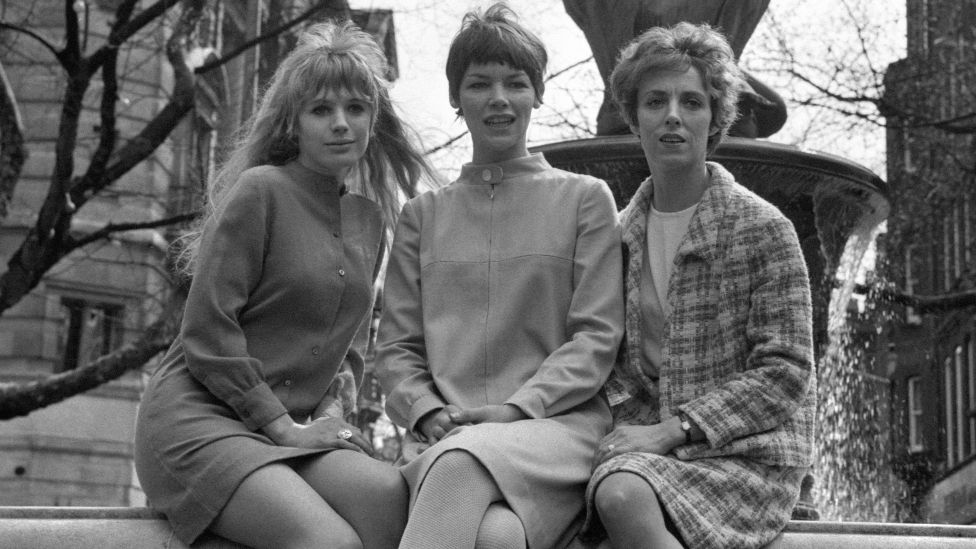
[348,102,368,114]
[466,81,489,90]
[310,104,330,115]
[645,97,664,108]
[508,80,531,89]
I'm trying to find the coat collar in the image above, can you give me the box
[458,153,550,184]
[621,161,735,264]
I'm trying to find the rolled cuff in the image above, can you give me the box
[505,391,546,420]
[407,393,448,433]
[230,382,289,431]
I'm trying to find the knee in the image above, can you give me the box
[433,449,479,472]
[594,473,653,519]
[424,449,483,485]
[371,464,408,500]
[295,530,363,549]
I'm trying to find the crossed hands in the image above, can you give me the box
[592,419,685,470]
[418,404,528,444]
[263,414,373,455]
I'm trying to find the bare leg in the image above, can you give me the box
[294,449,408,549]
[210,462,362,549]
[594,472,683,549]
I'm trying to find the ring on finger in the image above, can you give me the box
[337,429,353,440]
[607,443,616,452]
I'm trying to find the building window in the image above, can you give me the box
[956,345,967,463]
[944,216,952,292]
[947,355,957,466]
[908,376,924,453]
[59,298,124,372]
[969,337,976,457]
[904,245,922,325]
[945,344,976,468]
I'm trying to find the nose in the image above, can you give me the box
[665,101,681,128]
[332,110,349,133]
[488,83,508,107]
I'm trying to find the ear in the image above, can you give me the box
[449,95,459,110]
[533,97,542,109]
[629,123,640,136]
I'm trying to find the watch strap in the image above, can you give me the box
[678,412,692,444]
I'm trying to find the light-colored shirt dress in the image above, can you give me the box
[375,153,625,549]
[134,161,383,544]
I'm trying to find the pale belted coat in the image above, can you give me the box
[583,162,815,549]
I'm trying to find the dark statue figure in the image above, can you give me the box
[563,0,787,137]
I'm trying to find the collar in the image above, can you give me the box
[621,161,735,263]
[458,153,550,184]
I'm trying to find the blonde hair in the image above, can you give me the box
[176,19,434,275]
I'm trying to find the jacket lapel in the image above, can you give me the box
[673,162,733,265]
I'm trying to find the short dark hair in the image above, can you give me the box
[610,22,743,153]
[445,3,548,106]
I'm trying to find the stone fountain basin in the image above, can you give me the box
[0,506,974,548]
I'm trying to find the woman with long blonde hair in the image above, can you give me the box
[135,20,434,549]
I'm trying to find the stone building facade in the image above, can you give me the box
[883,0,976,524]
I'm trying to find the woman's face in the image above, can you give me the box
[631,66,716,174]
[295,87,373,180]
[452,62,540,164]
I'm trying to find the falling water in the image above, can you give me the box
[813,212,911,522]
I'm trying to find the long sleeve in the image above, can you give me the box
[181,176,288,431]
[374,200,444,432]
[680,214,814,450]
[505,182,624,418]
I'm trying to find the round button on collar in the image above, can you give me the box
[481,169,492,182]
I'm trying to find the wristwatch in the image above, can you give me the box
[677,412,693,444]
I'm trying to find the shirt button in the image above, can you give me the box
[284,379,292,386]
[311,346,320,355]
[481,169,492,182]
[338,268,345,277]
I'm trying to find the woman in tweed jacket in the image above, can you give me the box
[581,23,815,549]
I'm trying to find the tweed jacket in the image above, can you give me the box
[607,162,815,467]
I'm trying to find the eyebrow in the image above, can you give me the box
[463,70,530,79]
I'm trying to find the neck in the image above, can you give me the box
[472,146,529,165]
[297,157,347,182]
[650,163,709,212]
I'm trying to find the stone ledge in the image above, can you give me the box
[2,507,976,548]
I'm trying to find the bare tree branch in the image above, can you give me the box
[0,293,183,420]
[0,61,25,220]
[0,22,62,62]
[69,213,198,249]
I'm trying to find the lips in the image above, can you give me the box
[660,133,685,143]
[326,140,356,147]
[484,115,515,128]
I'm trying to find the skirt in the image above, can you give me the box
[134,358,332,544]
[583,451,805,549]
[399,397,611,549]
